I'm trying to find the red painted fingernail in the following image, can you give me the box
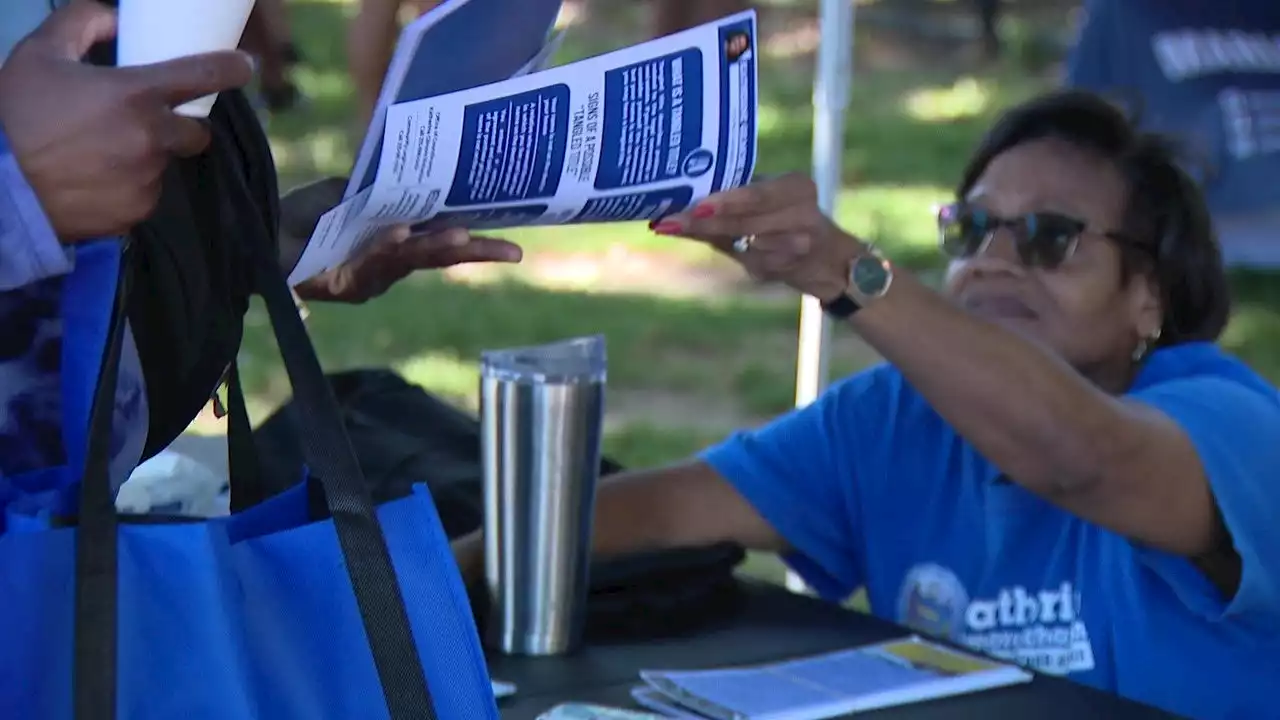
[692,204,716,219]
[652,221,681,235]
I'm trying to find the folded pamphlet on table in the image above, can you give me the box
[288,7,760,286]
[630,636,1032,720]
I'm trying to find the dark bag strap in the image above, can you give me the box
[226,364,264,508]
[72,150,438,719]
[218,135,440,717]
[73,240,134,720]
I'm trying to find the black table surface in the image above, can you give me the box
[489,583,1179,720]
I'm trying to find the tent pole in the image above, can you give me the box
[786,0,855,595]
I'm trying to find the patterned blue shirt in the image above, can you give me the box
[0,128,149,502]
[0,0,148,511]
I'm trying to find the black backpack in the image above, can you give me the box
[86,19,278,462]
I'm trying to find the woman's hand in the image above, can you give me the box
[651,173,866,301]
[293,225,522,304]
[279,176,522,304]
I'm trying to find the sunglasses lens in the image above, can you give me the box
[1020,214,1082,269]
[939,205,989,258]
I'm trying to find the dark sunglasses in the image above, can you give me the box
[936,202,1128,270]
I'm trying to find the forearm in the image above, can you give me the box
[452,470,680,586]
[454,461,781,584]
[851,270,1127,494]
[0,133,72,289]
[347,0,402,130]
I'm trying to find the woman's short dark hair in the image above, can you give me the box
[956,89,1231,346]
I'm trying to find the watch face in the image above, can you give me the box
[852,255,891,297]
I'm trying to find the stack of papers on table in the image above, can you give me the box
[631,636,1032,719]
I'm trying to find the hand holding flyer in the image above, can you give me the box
[290,12,759,286]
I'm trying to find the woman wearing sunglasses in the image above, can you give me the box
[453,90,1279,718]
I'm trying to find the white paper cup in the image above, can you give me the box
[117,0,257,117]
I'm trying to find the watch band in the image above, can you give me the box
[821,293,860,319]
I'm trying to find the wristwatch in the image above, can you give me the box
[821,251,893,319]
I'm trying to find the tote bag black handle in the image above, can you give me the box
[71,140,438,720]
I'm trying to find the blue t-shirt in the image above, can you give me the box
[1065,0,1280,265]
[702,342,1280,719]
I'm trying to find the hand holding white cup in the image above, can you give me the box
[117,0,258,117]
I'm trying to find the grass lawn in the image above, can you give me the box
[236,0,1280,479]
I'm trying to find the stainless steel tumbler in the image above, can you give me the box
[480,335,606,656]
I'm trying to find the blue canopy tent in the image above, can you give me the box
[1064,0,1280,266]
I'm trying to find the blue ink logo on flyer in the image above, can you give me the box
[447,84,571,207]
[682,149,714,178]
[595,49,706,190]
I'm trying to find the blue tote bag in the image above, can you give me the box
[0,192,500,718]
